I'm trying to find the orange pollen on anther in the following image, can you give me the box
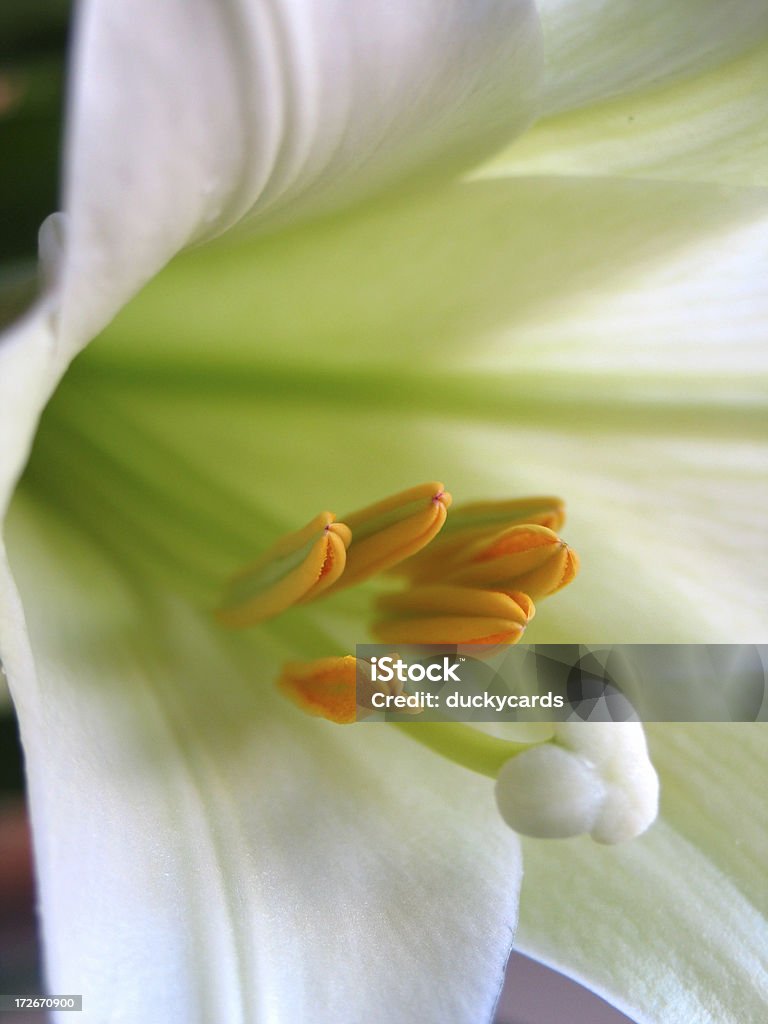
[318,540,336,579]
[279,656,360,725]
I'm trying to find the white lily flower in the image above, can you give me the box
[1,2,767,1024]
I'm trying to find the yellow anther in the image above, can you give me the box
[427,524,579,599]
[373,584,535,645]
[504,590,536,622]
[327,482,452,591]
[278,655,412,724]
[216,512,351,627]
[398,496,565,581]
[278,656,359,724]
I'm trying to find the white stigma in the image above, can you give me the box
[494,722,659,844]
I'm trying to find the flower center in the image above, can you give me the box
[214,482,657,844]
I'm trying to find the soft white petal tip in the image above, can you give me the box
[495,723,659,844]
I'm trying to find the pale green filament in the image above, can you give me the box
[393,721,543,778]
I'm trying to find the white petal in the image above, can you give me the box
[514,724,768,1024]
[2,495,522,1024]
[0,306,64,518]
[58,0,542,352]
[536,0,768,114]
[482,39,768,188]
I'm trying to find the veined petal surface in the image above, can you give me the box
[536,0,768,114]
[483,38,768,188]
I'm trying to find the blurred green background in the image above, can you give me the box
[1,4,69,1004]
[1,0,70,769]
[0,0,69,327]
